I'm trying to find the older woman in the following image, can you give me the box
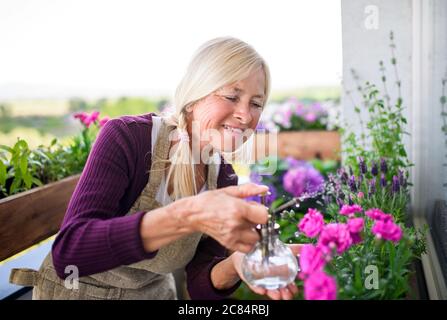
[10,37,301,300]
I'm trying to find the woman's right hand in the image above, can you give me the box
[186,183,269,253]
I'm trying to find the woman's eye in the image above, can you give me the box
[225,96,238,102]
[252,103,263,109]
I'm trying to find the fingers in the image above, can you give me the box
[242,201,269,225]
[288,283,299,295]
[248,285,266,296]
[266,289,281,300]
[279,287,293,300]
[222,183,269,199]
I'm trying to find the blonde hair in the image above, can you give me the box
[160,36,271,201]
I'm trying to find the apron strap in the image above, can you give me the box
[9,268,40,287]
[145,118,176,199]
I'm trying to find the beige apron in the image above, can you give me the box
[9,119,219,300]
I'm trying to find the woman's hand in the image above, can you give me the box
[230,244,303,300]
[186,183,270,253]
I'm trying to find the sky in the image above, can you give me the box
[0,0,342,99]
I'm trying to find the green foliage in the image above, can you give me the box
[342,31,412,180]
[0,116,100,198]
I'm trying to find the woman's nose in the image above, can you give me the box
[233,103,253,125]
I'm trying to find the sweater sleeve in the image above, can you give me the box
[185,163,242,300]
[52,119,158,279]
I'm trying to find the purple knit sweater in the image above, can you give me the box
[51,112,241,299]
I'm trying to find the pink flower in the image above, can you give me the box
[371,220,403,243]
[304,271,337,300]
[365,208,393,222]
[317,223,352,255]
[339,204,363,217]
[347,218,364,233]
[298,208,324,238]
[347,218,364,245]
[73,112,88,122]
[99,116,110,127]
[304,112,317,123]
[83,111,100,128]
[357,192,364,199]
[298,244,326,280]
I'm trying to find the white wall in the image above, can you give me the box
[341,0,447,218]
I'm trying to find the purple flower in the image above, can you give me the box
[371,161,379,176]
[392,175,400,193]
[398,170,406,189]
[245,184,277,207]
[357,174,364,189]
[249,171,263,184]
[380,158,388,174]
[348,175,357,192]
[284,156,301,168]
[283,164,324,198]
[380,173,387,188]
[358,156,367,175]
[298,208,325,238]
[369,178,376,196]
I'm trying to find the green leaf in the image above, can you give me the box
[19,156,28,176]
[0,145,13,153]
[23,172,32,188]
[9,177,22,194]
[32,177,43,187]
[0,161,6,185]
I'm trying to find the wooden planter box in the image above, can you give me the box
[277,130,341,161]
[0,174,81,262]
[251,130,341,162]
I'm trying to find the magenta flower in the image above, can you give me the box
[83,111,100,128]
[73,112,88,122]
[365,208,393,222]
[304,112,317,123]
[298,244,326,280]
[283,164,324,198]
[304,271,337,300]
[347,218,364,233]
[298,208,325,238]
[317,223,352,255]
[99,116,110,127]
[339,204,363,217]
[347,218,364,245]
[371,220,403,243]
[73,111,101,128]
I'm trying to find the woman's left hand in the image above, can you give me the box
[230,244,303,300]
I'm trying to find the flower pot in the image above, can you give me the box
[0,174,81,262]
[277,130,340,161]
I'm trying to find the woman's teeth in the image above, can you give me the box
[222,124,244,134]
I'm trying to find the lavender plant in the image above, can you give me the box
[341,31,412,180]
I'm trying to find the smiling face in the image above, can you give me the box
[187,68,266,153]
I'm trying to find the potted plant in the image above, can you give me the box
[0,111,109,261]
[256,98,341,161]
